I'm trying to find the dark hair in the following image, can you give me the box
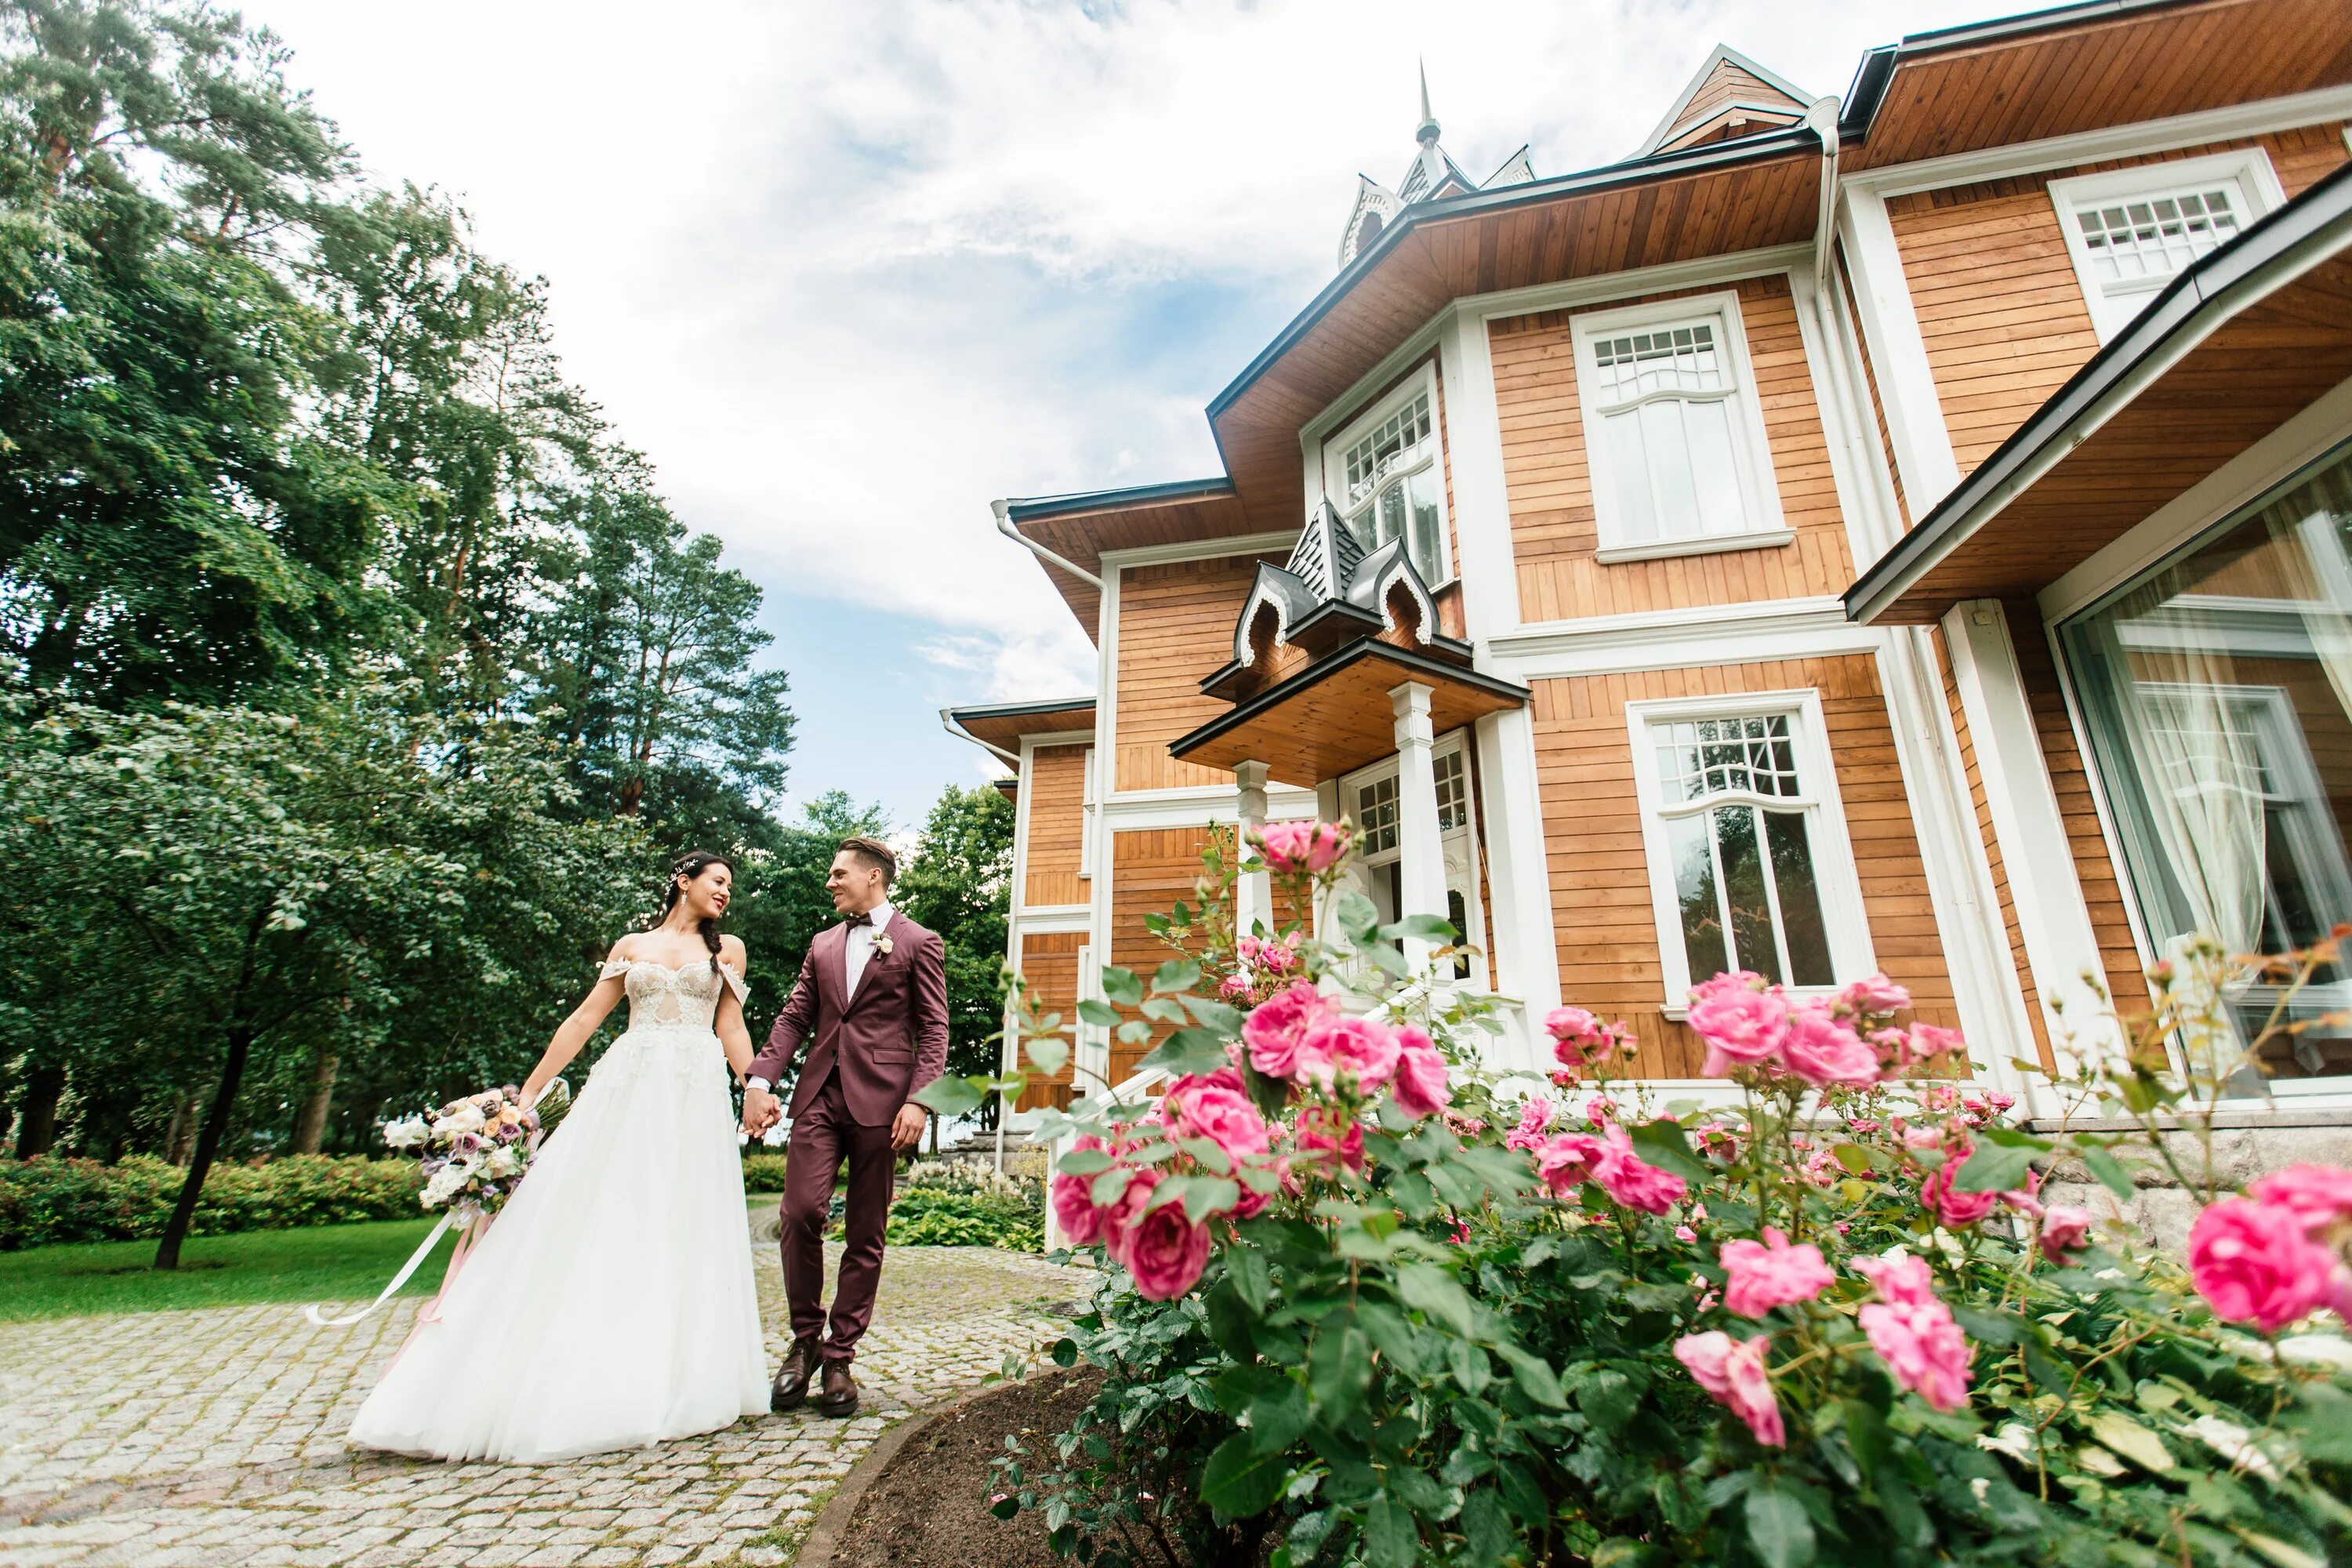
[662,851,734,974]
[837,835,896,887]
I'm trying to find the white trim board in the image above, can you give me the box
[1012,906,1094,935]
[1098,531,1301,570]
[1486,597,1878,681]
[1845,83,2352,200]
[1837,185,1964,514]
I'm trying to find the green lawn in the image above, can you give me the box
[0,1218,456,1322]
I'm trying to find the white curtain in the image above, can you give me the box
[2259,463,2352,725]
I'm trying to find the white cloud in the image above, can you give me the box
[263,0,1990,706]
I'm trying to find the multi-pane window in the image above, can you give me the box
[1646,712,1835,989]
[2051,156,2277,341]
[1432,749,1468,831]
[1329,383,1449,585]
[1573,295,1782,560]
[1356,775,1399,855]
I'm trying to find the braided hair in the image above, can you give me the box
[661,851,735,975]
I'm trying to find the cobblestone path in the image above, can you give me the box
[0,1240,1091,1568]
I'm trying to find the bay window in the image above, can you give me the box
[1323,373,1451,586]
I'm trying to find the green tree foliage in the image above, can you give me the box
[895,783,1014,1098]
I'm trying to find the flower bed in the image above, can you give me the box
[0,1154,423,1250]
[919,826,2352,1568]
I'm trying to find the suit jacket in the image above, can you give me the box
[750,910,950,1128]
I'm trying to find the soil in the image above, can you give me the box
[825,1366,1107,1568]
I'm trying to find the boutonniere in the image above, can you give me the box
[873,931,895,956]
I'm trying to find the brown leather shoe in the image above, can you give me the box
[818,1357,859,1418]
[770,1337,821,1413]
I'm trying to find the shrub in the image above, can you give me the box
[0,1154,423,1250]
[888,1160,1044,1251]
[944,828,2352,1568]
[742,1152,791,1193]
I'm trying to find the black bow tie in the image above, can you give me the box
[844,913,874,929]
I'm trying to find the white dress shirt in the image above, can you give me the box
[844,900,893,999]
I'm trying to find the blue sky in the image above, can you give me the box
[260,0,1991,829]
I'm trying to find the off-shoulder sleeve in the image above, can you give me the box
[719,963,750,1007]
[598,955,633,980]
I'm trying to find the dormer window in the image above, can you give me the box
[1323,373,1451,587]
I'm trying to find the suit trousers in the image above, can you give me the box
[779,1069,896,1363]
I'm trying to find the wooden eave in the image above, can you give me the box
[1846,161,2352,626]
[943,696,1098,757]
[1204,132,1824,536]
[1170,640,1528,788]
[1004,481,1259,636]
[1840,0,2352,173]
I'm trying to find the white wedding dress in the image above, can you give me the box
[349,956,769,1463]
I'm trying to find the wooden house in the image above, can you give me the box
[947,0,2352,1131]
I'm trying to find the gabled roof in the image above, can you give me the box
[1632,45,1814,159]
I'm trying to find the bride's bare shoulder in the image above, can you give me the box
[718,934,747,969]
[605,932,646,963]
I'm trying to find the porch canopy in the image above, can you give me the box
[1845,159,2352,626]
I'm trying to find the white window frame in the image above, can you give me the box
[2048,150,2285,343]
[1570,289,1789,565]
[1077,746,1097,880]
[1339,735,1491,989]
[1319,365,1454,587]
[1625,689,1876,1015]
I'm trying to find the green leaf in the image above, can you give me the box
[1051,1337,1077,1368]
[1228,1247,1272,1315]
[1461,1488,1512,1562]
[1746,1484,1817,1568]
[1497,1344,1568,1409]
[1136,1028,1232,1077]
[1180,995,1247,1034]
[1951,1140,2035,1193]
[2089,1410,2173,1472]
[1247,1379,1312,1454]
[1183,1178,1240,1224]
[1116,1020,1152,1044]
[1840,1399,1889,1474]
[1950,1305,2021,1346]
[1152,958,1202,994]
[1091,1168,1134,1206]
[1396,1261,1477,1338]
[2076,1141,2137,1200]
[1100,965,1143,1006]
[1308,1323,1374,1423]
[1140,997,1189,1025]
[1874,1467,1931,1549]
[1833,1142,1875,1175]
[1076,998,1122,1028]
[1363,942,1410,978]
[1023,1037,1069,1076]
[1057,1147,1113,1175]
[1334,890,1381,942]
[912,1074,984,1117]
[1201,1431,1288,1517]
[1178,1136,1234,1174]
[1625,1118,1710,1181]
[1365,1495,1417,1568]
[1377,913,1459,942]
[1207,1280,1258,1361]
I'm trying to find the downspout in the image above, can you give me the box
[993,498,1105,591]
[1806,96,1841,298]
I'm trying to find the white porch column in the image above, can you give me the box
[1233,760,1272,938]
[1391,681,1448,974]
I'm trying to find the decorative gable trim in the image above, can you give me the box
[1632,44,1813,161]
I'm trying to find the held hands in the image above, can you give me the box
[890,1103,927,1153]
[741,1084,782,1138]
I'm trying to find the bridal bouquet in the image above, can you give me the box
[380,1081,571,1220]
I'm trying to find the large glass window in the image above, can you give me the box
[2058,450,2352,1086]
[1327,383,1450,586]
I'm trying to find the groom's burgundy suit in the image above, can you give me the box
[750,909,949,1363]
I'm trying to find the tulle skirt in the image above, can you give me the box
[347,1024,768,1463]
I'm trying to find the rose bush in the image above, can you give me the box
[921,830,2352,1568]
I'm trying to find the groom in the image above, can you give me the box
[742,836,947,1418]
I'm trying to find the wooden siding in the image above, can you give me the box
[1114,553,1281,792]
[1838,248,1911,531]
[1932,626,2049,1067]
[1528,655,1961,1080]
[1494,273,1856,622]
[2007,600,2154,1016]
[1022,743,1089,908]
[1013,930,1082,1112]
[1888,126,2350,476]
[1109,827,1220,1083]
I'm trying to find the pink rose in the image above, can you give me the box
[1860,1297,1973,1412]
[1778,1008,1882,1089]
[1504,1094,1555,1152]
[1534,1132,1608,1196]
[2188,1197,2338,1330]
[1120,1196,1214,1300]
[1241,982,1334,1080]
[2247,1164,2352,1237]
[1218,973,1250,1000]
[1252,819,1350,874]
[1918,1145,2001,1229]
[1545,1006,1613,1070]
[1686,975,1788,1076]
[1297,1014,1402,1092]
[1388,1027,1451,1118]
[1675,1224,1697,1243]
[1163,1067,1271,1163]
[1906,1024,1966,1069]
[1854,1251,1940,1307]
[1719,1228,1833,1319]
[1838,974,1911,1017]
[1674,1331,1785,1447]
[1595,1125,1687,1214]
[1052,1171,1107,1247]
[1097,1166,1161,1269]
[2038,1204,2093,1264]
[1294,1103,1363,1174]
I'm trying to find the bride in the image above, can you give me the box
[349,851,770,1463]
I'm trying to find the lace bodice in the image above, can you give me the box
[601,956,749,1033]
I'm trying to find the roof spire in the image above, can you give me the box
[1416,59,1440,145]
